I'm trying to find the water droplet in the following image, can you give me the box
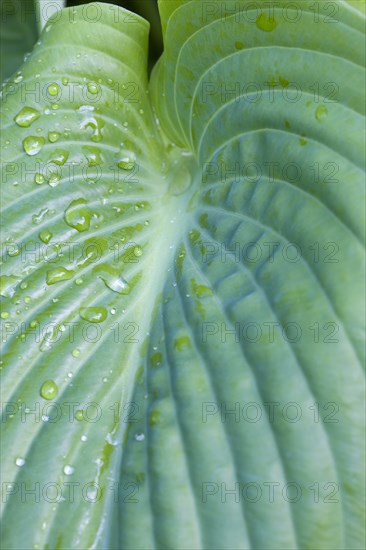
[39,230,52,244]
[24,296,31,304]
[48,172,61,187]
[256,13,277,32]
[34,173,45,185]
[315,105,328,122]
[117,149,136,170]
[64,198,91,232]
[81,435,87,442]
[0,275,20,298]
[72,349,80,358]
[101,274,130,294]
[15,107,40,128]
[82,145,103,166]
[93,264,130,295]
[40,380,58,400]
[15,457,25,467]
[299,136,308,146]
[51,149,69,166]
[62,77,69,85]
[133,245,143,257]
[87,82,99,94]
[1,311,10,319]
[191,279,213,298]
[75,410,84,421]
[7,245,20,257]
[47,83,60,96]
[48,131,60,143]
[14,73,23,83]
[79,307,107,323]
[63,465,74,475]
[80,116,104,142]
[135,433,145,442]
[150,352,162,367]
[46,267,75,285]
[75,278,84,286]
[149,410,160,426]
[174,335,192,352]
[32,207,49,224]
[23,136,45,156]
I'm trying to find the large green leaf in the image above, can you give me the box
[1,1,365,549]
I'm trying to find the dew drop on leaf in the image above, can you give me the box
[23,136,45,156]
[48,131,60,143]
[75,410,84,421]
[46,267,75,285]
[98,271,131,295]
[64,199,91,232]
[133,245,143,257]
[51,149,69,166]
[0,275,20,298]
[256,13,277,32]
[149,410,160,426]
[40,380,58,400]
[32,207,49,224]
[63,465,74,476]
[47,83,60,96]
[174,335,192,351]
[48,172,61,187]
[79,307,108,323]
[14,107,40,128]
[150,352,162,367]
[315,105,328,121]
[87,82,99,94]
[80,116,104,142]
[15,457,25,467]
[82,145,103,166]
[39,230,52,244]
[117,147,136,170]
[34,173,45,185]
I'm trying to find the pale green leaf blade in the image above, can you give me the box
[146,0,366,548]
[1,4,165,548]
[1,0,365,549]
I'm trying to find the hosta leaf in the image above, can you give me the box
[1,1,365,549]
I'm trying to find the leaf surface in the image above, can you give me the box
[1,1,365,549]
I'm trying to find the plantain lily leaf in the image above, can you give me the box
[1,1,365,549]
